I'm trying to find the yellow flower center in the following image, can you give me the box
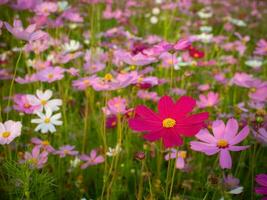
[63,150,69,154]
[2,131,11,138]
[250,87,256,93]
[42,140,49,146]
[44,118,50,124]
[48,74,54,79]
[179,151,187,159]
[24,103,31,108]
[162,118,176,128]
[104,73,113,81]
[217,139,229,148]
[41,99,47,105]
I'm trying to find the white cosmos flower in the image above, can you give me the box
[31,109,62,133]
[27,89,62,112]
[62,40,80,53]
[245,59,263,69]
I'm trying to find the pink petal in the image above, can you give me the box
[190,141,219,155]
[143,130,163,141]
[256,174,267,187]
[195,129,216,143]
[162,130,183,148]
[176,123,206,137]
[224,118,238,140]
[229,126,249,145]
[212,120,225,139]
[175,157,185,169]
[255,187,267,195]
[219,149,232,169]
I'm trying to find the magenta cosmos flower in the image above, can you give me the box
[129,96,209,148]
[255,174,267,200]
[190,118,249,169]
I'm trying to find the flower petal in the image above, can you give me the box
[219,149,232,169]
[212,120,225,139]
[224,118,238,140]
[229,126,249,145]
[157,96,175,117]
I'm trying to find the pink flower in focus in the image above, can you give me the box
[190,118,249,169]
[80,149,104,169]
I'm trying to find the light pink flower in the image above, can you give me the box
[80,149,104,169]
[197,92,219,108]
[190,118,249,169]
[0,120,22,145]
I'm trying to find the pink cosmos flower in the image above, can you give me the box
[137,90,159,102]
[15,74,37,84]
[54,145,79,158]
[80,149,105,169]
[72,76,98,90]
[107,97,127,115]
[252,128,267,145]
[190,118,249,169]
[12,0,41,10]
[0,120,22,145]
[254,39,267,56]
[129,96,209,148]
[255,174,267,200]
[31,137,55,153]
[165,149,187,169]
[36,67,65,83]
[34,2,58,16]
[21,147,48,169]
[197,92,220,108]
[13,94,39,114]
[4,20,47,41]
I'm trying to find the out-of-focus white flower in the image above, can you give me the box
[62,40,80,53]
[106,144,122,157]
[31,109,62,133]
[200,26,212,33]
[196,33,213,43]
[197,7,213,19]
[58,1,69,12]
[150,16,158,24]
[70,157,81,168]
[152,7,160,15]
[245,59,263,69]
[228,17,247,27]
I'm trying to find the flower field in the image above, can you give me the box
[0,0,267,199]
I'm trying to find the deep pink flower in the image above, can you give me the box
[13,94,39,114]
[80,149,105,169]
[255,174,267,199]
[190,119,249,169]
[129,96,209,148]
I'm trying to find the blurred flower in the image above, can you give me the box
[80,149,104,169]
[254,39,267,56]
[31,137,55,153]
[106,144,122,157]
[0,120,22,145]
[129,96,208,148]
[54,145,79,158]
[190,118,249,169]
[13,94,39,114]
[255,174,267,199]
[165,149,187,169]
[197,92,219,108]
[252,128,267,145]
[21,147,48,169]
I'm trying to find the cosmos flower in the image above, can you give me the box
[106,97,127,115]
[27,89,62,112]
[31,137,55,153]
[4,20,47,41]
[197,92,220,108]
[54,145,79,158]
[165,149,187,169]
[0,120,22,145]
[190,118,249,169]
[36,66,65,83]
[31,108,62,133]
[129,96,209,148]
[255,174,267,199]
[13,94,40,114]
[21,147,48,169]
[80,149,105,169]
[72,76,97,90]
[254,39,267,56]
[252,128,267,145]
